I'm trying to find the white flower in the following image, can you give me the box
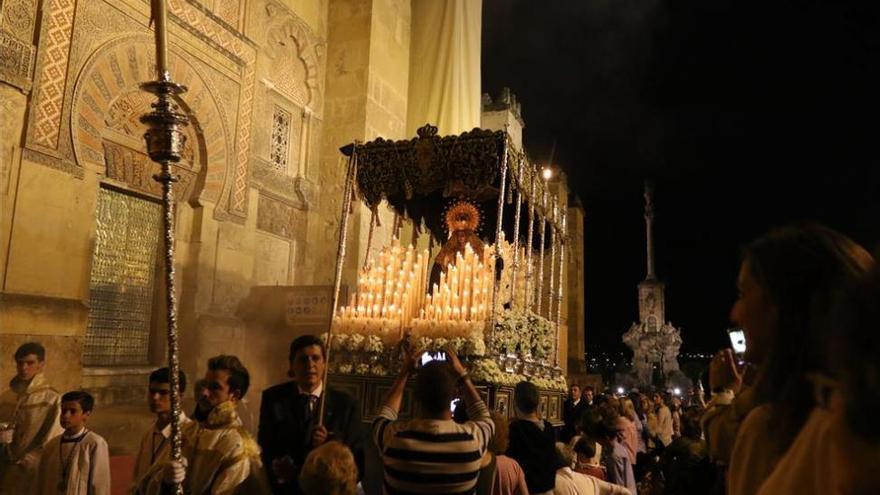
[363,335,384,353]
[344,333,365,352]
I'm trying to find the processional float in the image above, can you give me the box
[318,124,570,421]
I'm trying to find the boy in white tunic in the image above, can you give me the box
[37,391,110,495]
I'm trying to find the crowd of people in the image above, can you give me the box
[0,223,878,494]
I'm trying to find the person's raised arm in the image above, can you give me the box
[444,346,494,450]
[373,344,420,452]
[444,346,481,409]
[381,345,419,414]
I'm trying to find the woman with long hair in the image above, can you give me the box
[616,399,640,469]
[756,257,880,494]
[715,224,873,495]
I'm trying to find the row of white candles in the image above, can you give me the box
[333,240,497,337]
[419,243,495,322]
[336,238,430,330]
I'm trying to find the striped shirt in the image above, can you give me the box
[373,400,495,495]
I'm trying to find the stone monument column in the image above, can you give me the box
[623,182,682,389]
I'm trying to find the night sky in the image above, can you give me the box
[482,1,880,353]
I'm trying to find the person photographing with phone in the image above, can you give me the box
[701,224,873,495]
[372,344,495,494]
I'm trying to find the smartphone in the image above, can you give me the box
[418,351,448,367]
[727,327,746,356]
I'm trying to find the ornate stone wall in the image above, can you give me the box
[0,0,347,406]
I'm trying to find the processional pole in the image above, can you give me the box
[489,136,510,341]
[524,172,536,310]
[317,147,358,425]
[509,157,524,307]
[535,185,547,316]
[141,1,187,493]
[548,200,558,321]
[554,213,567,368]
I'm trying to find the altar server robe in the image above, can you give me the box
[0,373,64,491]
[130,413,191,493]
[37,430,111,495]
[135,401,269,495]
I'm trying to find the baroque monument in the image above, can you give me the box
[622,182,682,388]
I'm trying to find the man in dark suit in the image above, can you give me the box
[259,335,365,495]
[561,383,590,442]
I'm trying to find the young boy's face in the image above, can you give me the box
[60,401,90,432]
[148,381,172,415]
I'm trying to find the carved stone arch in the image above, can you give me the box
[70,35,232,205]
[264,2,322,109]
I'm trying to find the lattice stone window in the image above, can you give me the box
[83,187,162,366]
[270,106,292,173]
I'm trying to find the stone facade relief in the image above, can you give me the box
[70,37,230,205]
[214,0,244,30]
[0,0,38,94]
[101,141,198,201]
[261,0,324,111]
[0,30,33,92]
[256,193,308,240]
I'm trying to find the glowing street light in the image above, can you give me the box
[616,386,625,395]
[542,166,554,181]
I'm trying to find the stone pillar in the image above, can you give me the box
[313,0,411,286]
[566,202,586,375]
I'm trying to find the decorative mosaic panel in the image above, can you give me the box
[30,0,77,149]
[230,62,255,215]
[83,187,162,366]
[270,105,291,173]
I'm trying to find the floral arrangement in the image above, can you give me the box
[322,308,560,389]
[493,309,555,359]
[329,333,387,355]
[327,349,565,391]
[469,358,525,386]
[530,375,568,392]
[411,334,486,357]
[328,361,389,377]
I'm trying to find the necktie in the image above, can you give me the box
[302,394,317,426]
